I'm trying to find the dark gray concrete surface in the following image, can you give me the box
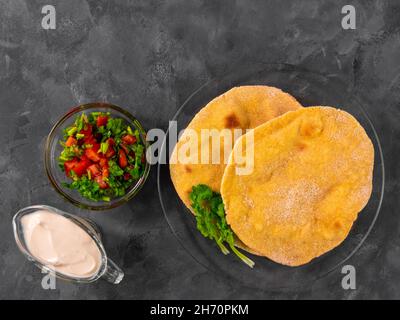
[0,0,399,299]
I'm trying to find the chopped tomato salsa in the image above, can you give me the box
[58,111,146,202]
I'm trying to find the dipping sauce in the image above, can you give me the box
[21,210,102,278]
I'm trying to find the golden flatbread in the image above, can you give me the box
[221,107,374,266]
[170,85,302,212]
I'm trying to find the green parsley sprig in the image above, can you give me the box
[189,184,255,268]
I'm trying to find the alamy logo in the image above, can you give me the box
[341,5,356,30]
[41,267,56,290]
[341,265,356,290]
[146,121,255,175]
[41,5,56,30]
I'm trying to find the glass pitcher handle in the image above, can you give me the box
[101,258,124,284]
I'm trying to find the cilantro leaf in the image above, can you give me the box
[108,160,124,176]
[190,184,255,268]
[63,176,111,202]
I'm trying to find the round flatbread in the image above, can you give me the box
[170,85,303,211]
[221,107,374,266]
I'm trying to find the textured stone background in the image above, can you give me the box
[0,0,399,299]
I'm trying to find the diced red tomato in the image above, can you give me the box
[80,154,90,162]
[102,138,116,158]
[85,148,101,162]
[65,136,77,147]
[120,143,130,154]
[95,176,108,189]
[99,157,108,168]
[141,153,145,163]
[105,147,116,159]
[121,134,136,145]
[118,149,128,168]
[84,136,96,144]
[91,143,100,152]
[72,158,91,177]
[64,158,79,177]
[123,172,131,181]
[88,164,101,177]
[107,138,115,146]
[96,115,108,127]
[102,167,109,179]
[84,135,97,146]
[79,124,92,138]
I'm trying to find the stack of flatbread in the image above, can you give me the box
[170,86,374,266]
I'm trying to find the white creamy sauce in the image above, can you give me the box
[21,210,102,278]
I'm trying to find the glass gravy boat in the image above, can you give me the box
[13,205,124,284]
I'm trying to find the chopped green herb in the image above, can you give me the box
[108,160,124,176]
[127,126,133,136]
[99,141,109,154]
[190,184,255,268]
[66,127,77,137]
[75,113,86,131]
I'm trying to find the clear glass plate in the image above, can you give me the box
[157,63,384,290]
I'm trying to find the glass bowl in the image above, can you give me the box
[157,63,385,290]
[45,102,150,210]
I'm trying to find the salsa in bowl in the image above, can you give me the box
[45,103,150,210]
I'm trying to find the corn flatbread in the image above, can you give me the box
[170,85,302,212]
[221,107,374,266]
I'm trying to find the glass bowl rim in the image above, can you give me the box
[44,102,151,211]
